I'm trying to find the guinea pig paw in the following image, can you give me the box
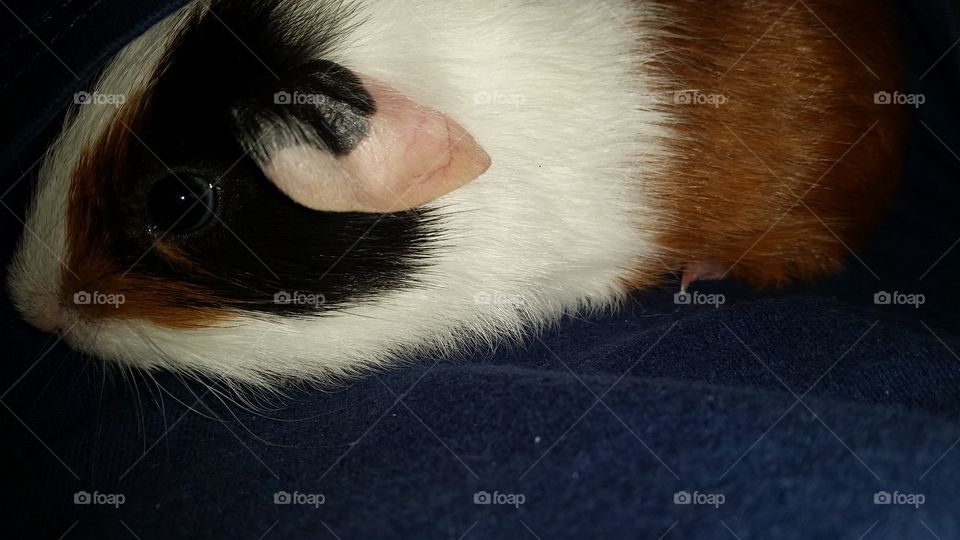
[680,263,727,292]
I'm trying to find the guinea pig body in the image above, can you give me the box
[7,0,904,383]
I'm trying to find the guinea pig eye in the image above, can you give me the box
[146,174,217,234]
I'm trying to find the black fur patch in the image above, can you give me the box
[111,0,439,315]
[232,58,376,156]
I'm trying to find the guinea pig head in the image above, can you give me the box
[7,1,489,363]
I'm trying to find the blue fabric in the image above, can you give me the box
[2,1,960,539]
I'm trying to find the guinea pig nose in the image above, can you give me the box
[24,306,61,334]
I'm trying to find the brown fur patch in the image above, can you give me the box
[628,0,906,289]
[62,93,232,328]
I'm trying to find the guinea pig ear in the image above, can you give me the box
[233,66,490,213]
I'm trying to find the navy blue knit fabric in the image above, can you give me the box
[2,1,960,539]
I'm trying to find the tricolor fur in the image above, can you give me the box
[7,0,904,384]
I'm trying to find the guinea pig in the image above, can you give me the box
[7,0,905,384]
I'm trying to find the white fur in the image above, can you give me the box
[8,0,676,384]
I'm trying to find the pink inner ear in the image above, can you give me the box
[263,77,491,213]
